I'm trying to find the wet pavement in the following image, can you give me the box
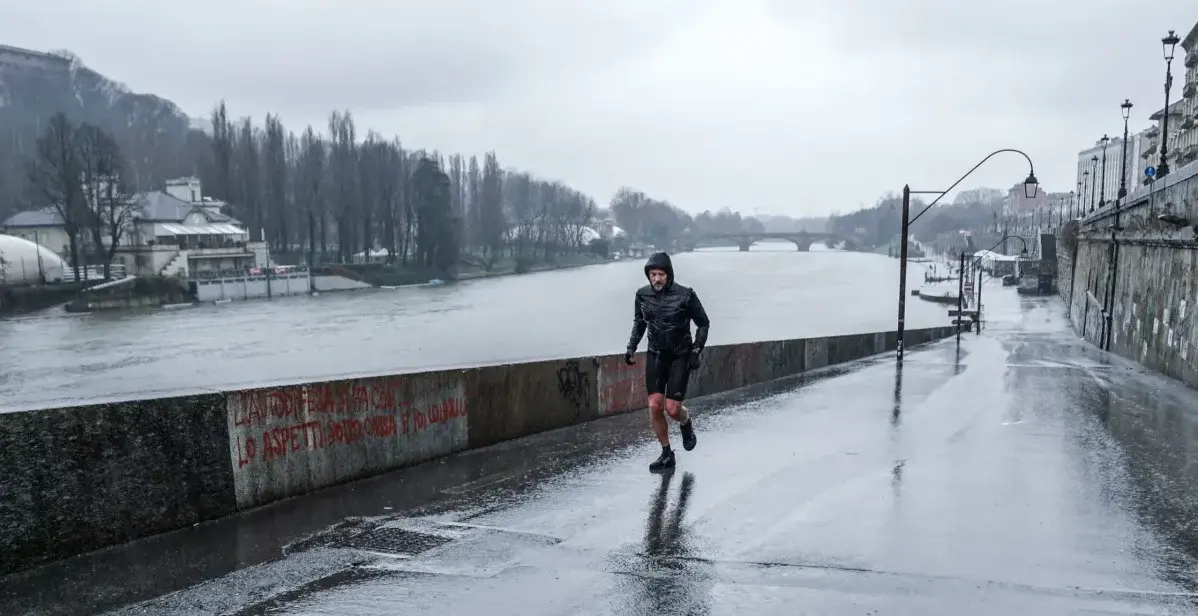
[5,286,1198,614]
[0,246,953,409]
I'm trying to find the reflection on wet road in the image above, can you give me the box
[0,247,951,408]
[6,287,1198,615]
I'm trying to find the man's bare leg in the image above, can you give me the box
[665,399,697,451]
[664,399,688,423]
[648,393,670,446]
[648,394,677,471]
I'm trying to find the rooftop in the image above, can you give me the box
[1150,100,1186,121]
[1,191,239,228]
[1181,19,1198,51]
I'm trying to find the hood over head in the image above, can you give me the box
[644,252,674,285]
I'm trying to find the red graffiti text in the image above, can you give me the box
[232,386,466,468]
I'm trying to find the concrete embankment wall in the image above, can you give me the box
[0,325,954,576]
[1057,162,1198,388]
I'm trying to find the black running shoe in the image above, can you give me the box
[680,420,697,451]
[649,448,675,472]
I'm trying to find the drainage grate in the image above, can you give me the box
[337,526,455,556]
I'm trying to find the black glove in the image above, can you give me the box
[687,351,701,371]
[623,350,636,366]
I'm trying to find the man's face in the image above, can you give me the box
[648,269,668,290]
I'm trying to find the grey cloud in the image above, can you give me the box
[773,0,1196,116]
[2,0,1197,216]
[4,0,708,113]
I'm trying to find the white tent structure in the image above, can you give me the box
[0,234,67,284]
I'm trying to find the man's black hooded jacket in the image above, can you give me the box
[626,252,710,357]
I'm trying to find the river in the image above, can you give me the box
[0,245,948,409]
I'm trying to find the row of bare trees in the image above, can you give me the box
[199,103,773,265]
[198,101,606,272]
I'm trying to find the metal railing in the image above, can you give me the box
[1,258,126,285]
[59,264,128,283]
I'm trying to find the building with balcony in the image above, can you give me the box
[1174,21,1198,171]
[1141,102,1185,182]
[1,177,268,279]
[1076,135,1140,210]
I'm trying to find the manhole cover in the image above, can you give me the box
[338,526,455,556]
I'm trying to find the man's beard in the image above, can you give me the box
[652,282,664,290]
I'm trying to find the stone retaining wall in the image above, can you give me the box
[0,325,954,576]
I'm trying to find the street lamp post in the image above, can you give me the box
[1081,172,1089,214]
[1158,30,1181,179]
[1103,99,1134,352]
[956,252,966,345]
[1118,99,1133,201]
[896,148,1037,361]
[1098,135,1110,208]
[1074,182,1082,219]
[1088,156,1098,213]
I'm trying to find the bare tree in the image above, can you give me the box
[283,130,301,254]
[465,155,481,250]
[210,101,234,203]
[235,117,263,240]
[448,154,465,219]
[76,123,135,279]
[479,151,506,264]
[297,127,326,266]
[375,139,403,263]
[410,156,456,271]
[26,112,85,281]
[358,131,389,258]
[262,114,288,251]
[327,110,359,262]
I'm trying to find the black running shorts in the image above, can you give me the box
[644,351,690,401]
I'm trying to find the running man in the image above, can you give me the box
[624,252,710,472]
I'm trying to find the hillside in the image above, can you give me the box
[0,44,203,219]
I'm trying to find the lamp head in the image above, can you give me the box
[1163,30,1180,62]
[1023,172,1039,199]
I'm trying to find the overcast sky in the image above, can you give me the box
[2,0,1196,217]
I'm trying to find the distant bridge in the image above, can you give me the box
[682,231,835,252]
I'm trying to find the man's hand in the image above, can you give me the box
[687,351,701,371]
[623,350,636,366]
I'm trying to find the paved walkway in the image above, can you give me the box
[4,287,1198,615]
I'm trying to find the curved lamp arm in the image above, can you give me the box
[909,149,1037,225]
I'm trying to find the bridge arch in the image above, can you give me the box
[691,232,831,252]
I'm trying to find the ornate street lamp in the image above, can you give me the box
[1098,135,1110,208]
[1118,99,1132,201]
[1158,30,1181,178]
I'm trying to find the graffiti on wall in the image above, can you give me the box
[556,359,590,409]
[597,355,644,415]
[228,376,466,471]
